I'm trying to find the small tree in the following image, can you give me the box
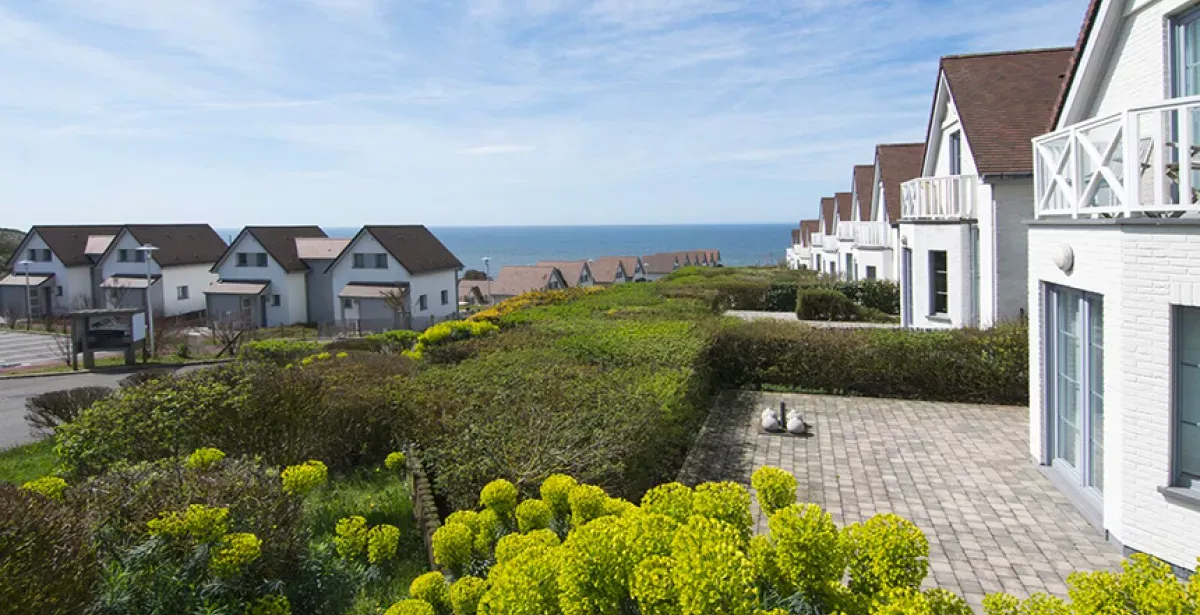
[382,287,411,331]
[211,315,251,356]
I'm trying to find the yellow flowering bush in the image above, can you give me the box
[630,555,679,615]
[670,515,758,615]
[480,479,519,517]
[385,599,437,615]
[842,513,929,596]
[385,451,407,472]
[494,529,560,564]
[405,320,500,359]
[750,466,796,517]
[604,497,637,517]
[558,516,633,615]
[768,503,844,595]
[248,594,292,615]
[146,504,230,542]
[19,476,68,501]
[567,484,608,527]
[185,447,226,471]
[474,509,505,555]
[873,587,972,615]
[692,481,753,538]
[409,571,451,613]
[620,511,678,565]
[367,523,401,564]
[640,482,694,523]
[449,576,488,615]
[515,498,553,533]
[747,535,784,593]
[432,522,475,574]
[280,460,328,496]
[334,515,369,559]
[445,510,482,534]
[539,474,577,520]
[209,532,263,577]
[476,544,561,615]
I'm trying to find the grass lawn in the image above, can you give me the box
[1,353,223,376]
[0,439,58,484]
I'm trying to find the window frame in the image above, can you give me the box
[254,253,268,268]
[440,289,449,305]
[272,294,281,307]
[929,250,949,316]
[342,297,355,310]
[418,294,428,311]
[948,130,962,176]
[177,286,189,300]
[374,253,388,269]
[1173,305,1200,490]
[236,253,249,267]
[865,265,877,280]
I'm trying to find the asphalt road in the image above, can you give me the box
[0,330,69,369]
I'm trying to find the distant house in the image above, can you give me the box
[640,253,680,281]
[588,257,635,285]
[489,266,568,302]
[832,192,854,280]
[851,142,924,282]
[459,281,488,306]
[787,222,819,271]
[536,261,595,288]
[812,197,837,274]
[95,225,227,318]
[0,225,120,319]
[206,226,328,328]
[295,237,352,326]
[325,226,463,332]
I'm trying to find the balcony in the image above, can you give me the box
[836,225,855,241]
[811,234,824,247]
[900,175,979,220]
[849,221,892,248]
[1033,95,1200,218]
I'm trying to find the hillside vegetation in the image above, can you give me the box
[0,227,25,271]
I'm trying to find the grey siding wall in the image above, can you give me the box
[992,178,1033,323]
[305,258,336,324]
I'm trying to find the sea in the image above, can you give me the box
[215,224,794,272]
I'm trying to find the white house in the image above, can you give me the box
[844,165,888,280]
[812,197,838,274]
[205,226,328,328]
[641,253,680,281]
[897,47,1072,329]
[537,260,596,287]
[325,226,463,332]
[1027,0,1200,575]
[0,225,120,319]
[849,143,926,282]
[832,192,855,280]
[94,225,226,318]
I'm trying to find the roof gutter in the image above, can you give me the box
[980,171,1034,180]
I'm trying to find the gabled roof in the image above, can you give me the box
[355,226,463,274]
[537,260,592,286]
[28,225,123,266]
[930,47,1073,176]
[852,165,874,220]
[876,143,925,223]
[120,224,227,268]
[641,253,679,274]
[295,238,351,260]
[491,265,563,296]
[217,226,328,273]
[1050,0,1102,131]
[603,255,642,277]
[800,220,820,245]
[588,257,628,283]
[834,192,853,222]
[791,228,801,244]
[820,197,836,232]
[459,281,487,301]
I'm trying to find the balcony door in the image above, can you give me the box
[901,248,913,328]
[1045,285,1104,499]
[1173,8,1200,204]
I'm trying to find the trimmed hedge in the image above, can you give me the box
[796,289,860,321]
[708,319,1028,405]
[24,386,113,436]
[238,339,321,365]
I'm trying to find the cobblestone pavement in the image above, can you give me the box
[678,391,1122,610]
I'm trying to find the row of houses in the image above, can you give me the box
[459,250,721,305]
[790,0,1200,576]
[0,224,463,331]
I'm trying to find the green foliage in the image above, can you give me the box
[0,439,58,485]
[640,482,694,523]
[709,320,1029,405]
[335,515,369,559]
[368,523,401,564]
[146,503,231,542]
[474,543,561,615]
[410,571,451,613]
[281,459,329,496]
[185,446,226,470]
[750,466,796,517]
[406,320,500,359]
[474,509,505,555]
[515,498,553,532]
[0,484,97,614]
[249,594,293,615]
[209,531,263,576]
[631,555,680,615]
[433,523,475,574]
[835,279,901,315]
[386,451,408,472]
[540,474,577,520]
[568,483,610,527]
[386,599,438,615]
[238,339,321,364]
[480,479,519,517]
[842,513,929,596]
[494,529,560,564]
[367,329,421,352]
[24,386,112,435]
[19,475,68,500]
[670,515,758,615]
[873,587,973,615]
[692,481,753,537]
[558,516,631,615]
[768,503,845,595]
[796,288,873,321]
[450,576,488,615]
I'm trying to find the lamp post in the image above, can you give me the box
[17,260,32,330]
[136,244,159,357]
[481,257,492,304]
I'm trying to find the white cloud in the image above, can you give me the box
[458,145,537,155]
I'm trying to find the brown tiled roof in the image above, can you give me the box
[365,226,463,274]
[641,253,679,275]
[236,226,328,272]
[800,220,820,245]
[31,225,123,267]
[820,197,836,232]
[537,260,591,286]
[459,281,487,301]
[852,165,874,220]
[834,192,853,222]
[1051,0,1102,131]
[935,47,1073,176]
[491,265,562,296]
[586,257,628,283]
[123,224,227,268]
[877,143,926,223]
[791,229,801,244]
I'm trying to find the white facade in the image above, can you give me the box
[1028,0,1200,574]
[211,233,306,327]
[327,232,458,330]
[851,164,896,281]
[11,231,79,313]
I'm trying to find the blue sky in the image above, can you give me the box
[0,0,1085,228]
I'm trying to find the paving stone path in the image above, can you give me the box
[678,391,1122,610]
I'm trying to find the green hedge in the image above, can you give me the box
[238,339,322,365]
[708,320,1028,405]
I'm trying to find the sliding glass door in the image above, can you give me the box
[1046,285,1104,495]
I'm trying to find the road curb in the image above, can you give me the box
[0,358,234,381]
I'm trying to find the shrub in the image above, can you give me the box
[406,320,499,360]
[249,595,292,615]
[842,513,929,597]
[795,288,863,321]
[410,571,450,612]
[19,475,68,501]
[449,576,487,615]
[692,482,752,537]
[368,523,401,564]
[385,451,408,473]
[630,555,677,615]
[367,329,420,352]
[708,320,1028,405]
[209,532,263,576]
[769,503,845,595]
[0,484,97,614]
[281,460,328,496]
[480,479,518,517]
[750,466,796,517]
[494,529,560,564]
[641,482,694,523]
[185,446,226,470]
[335,515,369,559]
[432,523,474,575]
[540,474,577,520]
[24,386,112,435]
[386,599,437,615]
[473,509,505,555]
[568,484,610,527]
[238,339,321,364]
[118,368,174,388]
[515,498,553,533]
[558,516,631,615]
[146,503,231,542]
[670,515,758,615]
[835,279,901,315]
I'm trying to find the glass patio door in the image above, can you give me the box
[1173,8,1200,204]
[1047,285,1104,494]
[901,248,913,327]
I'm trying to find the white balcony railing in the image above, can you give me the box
[836,225,855,241]
[900,175,979,220]
[811,234,823,247]
[1034,94,1200,218]
[822,234,838,252]
[850,221,892,248]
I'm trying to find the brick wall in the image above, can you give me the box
[1087,0,1178,119]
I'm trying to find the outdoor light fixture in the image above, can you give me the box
[1053,244,1074,274]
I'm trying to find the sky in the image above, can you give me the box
[0,0,1085,229]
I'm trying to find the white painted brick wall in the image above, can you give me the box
[898,221,970,329]
[852,248,893,282]
[1086,0,1186,121]
[1029,223,1200,572]
[991,179,1034,324]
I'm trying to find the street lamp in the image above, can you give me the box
[136,244,159,357]
[17,260,32,331]
[481,257,492,304]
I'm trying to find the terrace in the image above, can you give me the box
[901,175,979,221]
[848,220,892,248]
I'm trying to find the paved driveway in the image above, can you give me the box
[0,330,70,369]
[678,391,1122,610]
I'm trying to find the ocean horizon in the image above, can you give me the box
[215,223,793,272]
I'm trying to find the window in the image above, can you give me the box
[255,253,267,267]
[120,249,146,263]
[343,298,355,310]
[177,286,189,300]
[27,248,51,262]
[118,249,131,262]
[272,295,281,307]
[948,131,962,175]
[353,253,388,269]
[418,294,428,311]
[845,254,854,281]
[1175,306,1200,489]
[1046,286,1104,494]
[866,266,877,280]
[440,290,449,305]
[929,251,948,315]
[353,253,365,269]
[374,254,388,269]
[237,253,248,267]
